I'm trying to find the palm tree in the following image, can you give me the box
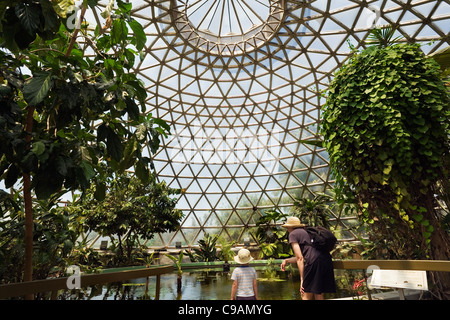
[165,252,184,293]
[365,25,403,48]
[138,252,158,298]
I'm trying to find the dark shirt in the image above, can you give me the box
[288,228,320,266]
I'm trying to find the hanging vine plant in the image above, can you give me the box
[320,27,449,269]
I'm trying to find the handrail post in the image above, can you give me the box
[155,275,161,300]
[50,290,58,300]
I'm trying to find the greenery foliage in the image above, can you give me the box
[321,30,450,259]
[0,0,175,283]
[365,25,402,48]
[165,251,184,277]
[292,193,333,228]
[256,209,291,259]
[0,170,183,281]
[73,172,183,265]
[217,236,235,262]
[0,190,79,283]
[185,233,219,262]
[0,0,167,199]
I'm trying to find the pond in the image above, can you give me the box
[61,266,372,300]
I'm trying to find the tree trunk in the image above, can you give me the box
[429,216,450,299]
[177,275,182,293]
[117,234,124,261]
[21,4,88,300]
[425,190,450,300]
[23,106,35,300]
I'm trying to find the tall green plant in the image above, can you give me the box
[365,25,402,48]
[292,193,333,228]
[75,172,183,265]
[321,29,450,297]
[218,236,235,263]
[256,210,291,259]
[185,233,219,262]
[0,1,169,286]
[165,252,184,293]
[0,190,80,283]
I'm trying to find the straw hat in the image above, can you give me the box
[234,248,254,264]
[281,216,306,229]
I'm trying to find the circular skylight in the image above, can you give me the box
[84,0,449,248]
[183,0,271,37]
[170,0,284,56]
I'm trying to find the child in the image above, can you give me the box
[230,248,258,300]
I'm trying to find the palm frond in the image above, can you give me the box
[366,25,403,48]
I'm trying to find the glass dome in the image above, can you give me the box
[87,0,449,247]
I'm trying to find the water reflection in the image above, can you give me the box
[62,268,369,300]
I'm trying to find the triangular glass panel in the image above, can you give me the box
[195,209,213,226]
[185,193,202,208]
[286,186,303,200]
[204,191,222,208]
[237,194,253,209]
[183,229,201,247]
[307,171,324,185]
[216,209,233,225]
[258,191,275,207]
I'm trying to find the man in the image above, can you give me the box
[280,216,336,300]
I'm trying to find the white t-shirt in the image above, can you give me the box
[231,266,257,297]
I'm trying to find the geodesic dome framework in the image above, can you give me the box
[83,0,449,248]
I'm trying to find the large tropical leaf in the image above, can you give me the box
[366,26,403,48]
[128,19,146,51]
[298,139,324,148]
[14,3,41,36]
[23,72,53,106]
[106,127,124,162]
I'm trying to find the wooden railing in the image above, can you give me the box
[179,259,450,272]
[332,259,450,272]
[0,265,173,300]
[0,260,448,300]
